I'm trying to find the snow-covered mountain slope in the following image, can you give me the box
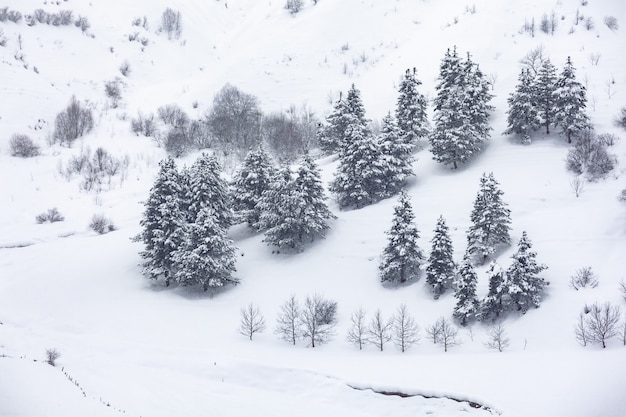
[1,1,625,416]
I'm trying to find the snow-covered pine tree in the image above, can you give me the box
[504,68,541,142]
[379,192,424,284]
[466,172,512,263]
[173,207,238,290]
[231,146,276,228]
[479,260,508,321]
[553,57,591,143]
[395,68,429,147]
[462,53,494,141]
[378,112,414,198]
[186,153,232,229]
[140,158,187,286]
[506,231,548,313]
[317,84,369,155]
[453,253,480,326]
[425,215,455,298]
[329,122,387,209]
[256,165,294,231]
[534,58,558,135]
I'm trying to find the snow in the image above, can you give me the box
[1,0,626,416]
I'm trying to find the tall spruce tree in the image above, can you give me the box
[395,68,429,147]
[231,146,276,228]
[379,192,424,284]
[378,112,414,198]
[425,215,456,298]
[553,57,590,143]
[140,158,187,286]
[186,153,232,229]
[173,207,238,290]
[479,260,508,321]
[535,58,558,135]
[505,68,541,141]
[453,253,480,326]
[506,231,548,313]
[466,172,512,263]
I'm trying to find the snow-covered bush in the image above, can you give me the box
[75,15,90,32]
[89,214,116,234]
[615,107,626,130]
[157,104,188,127]
[104,78,123,108]
[569,266,599,290]
[604,16,618,30]
[130,112,157,137]
[119,61,131,77]
[576,302,622,348]
[36,208,65,224]
[285,0,304,15]
[45,348,61,366]
[9,134,40,157]
[53,96,94,147]
[566,130,616,180]
[159,8,182,39]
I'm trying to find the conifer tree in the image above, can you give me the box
[506,231,548,313]
[140,158,187,286]
[479,260,508,321]
[256,166,296,235]
[329,123,387,209]
[173,207,238,290]
[453,253,480,326]
[535,58,558,135]
[378,112,414,197]
[466,172,512,263]
[553,57,591,143]
[395,68,429,147]
[379,192,424,284]
[186,153,232,229]
[505,68,541,141]
[231,146,275,228]
[425,215,456,298]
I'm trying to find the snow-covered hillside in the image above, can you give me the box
[1,1,625,416]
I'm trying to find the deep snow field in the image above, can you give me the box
[1,0,626,416]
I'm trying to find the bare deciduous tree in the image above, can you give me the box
[275,295,300,345]
[346,307,367,350]
[238,303,266,341]
[46,348,61,366]
[392,304,419,352]
[575,312,589,346]
[367,309,393,352]
[299,294,337,347]
[485,323,510,352]
[585,302,621,348]
[427,317,460,352]
[53,96,94,147]
[160,8,182,39]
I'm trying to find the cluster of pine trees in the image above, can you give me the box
[505,56,590,143]
[378,173,548,325]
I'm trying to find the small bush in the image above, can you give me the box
[285,0,304,14]
[164,127,193,157]
[33,9,47,23]
[7,10,22,23]
[597,133,618,147]
[0,28,6,47]
[569,267,599,290]
[130,112,157,137]
[75,15,90,32]
[36,208,65,224]
[119,61,131,77]
[584,17,594,30]
[9,134,40,157]
[46,348,61,366]
[53,96,94,147]
[89,214,116,234]
[157,104,188,127]
[0,7,7,22]
[604,16,619,31]
[159,8,182,39]
[615,107,626,130]
[104,78,123,108]
[57,10,73,25]
[566,130,616,180]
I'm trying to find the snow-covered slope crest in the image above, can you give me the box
[1,0,626,417]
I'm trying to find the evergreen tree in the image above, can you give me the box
[479,260,508,321]
[506,231,548,313]
[466,172,512,263]
[139,158,187,286]
[378,112,414,197]
[534,58,558,135]
[329,123,387,209]
[425,215,456,298]
[430,48,493,169]
[395,68,429,147]
[379,192,424,284]
[453,253,480,326]
[317,84,369,154]
[256,166,294,233]
[553,57,591,143]
[231,146,275,228]
[504,68,541,141]
[173,207,238,290]
[186,153,232,229]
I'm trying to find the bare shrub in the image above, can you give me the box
[262,110,308,163]
[574,312,589,346]
[119,61,131,77]
[57,10,73,25]
[392,304,419,352]
[427,317,460,352]
[130,112,157,137]
[7,10,22,23]
[585,302,621,348]
[604,16,618,31]
[619,281,626,301]
[275,295,300,345]
[485,323,510,352]
[53,96,94,147]
[238,303,266,340]
[540,13,550,34]
[285,0,304,14]
[46,348,61,366]
[570,267,599,290]
[520,45,546,76]
[346,307,367,350]
[614,107,626,130]
[33,9,47,23]
[164,127,193,157]
[597,133,618,147]
[160,8,182,39]
[569,176,584,197]
[367,309,393,351]
[89,214,116,234]
[36,208,65,224]
[9,134,40,157]
[0,28,6,47]
[104,78,123,108]
[299,294,337,347]
[75,15,90,32]
[157,104,189,127]
[584,17,594,30]
[566,130,616,180]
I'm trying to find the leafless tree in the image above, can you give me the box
[46,348,61,366]
[299,294,337,347]
[586,302,621,348]
[392,304,420,352]
[485,323,510,352]
[275,295,300,345]
[346,307,367,350]
[238,303,266,341]
[569,176,584,198]
[575,312,589,346]
[619,280,626,301]
[569,266,598,289]
[53,96,94,147]
[160,8,182,39]
[520,46,546,76]
[428,317,460,352]
[367,309,393,351]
